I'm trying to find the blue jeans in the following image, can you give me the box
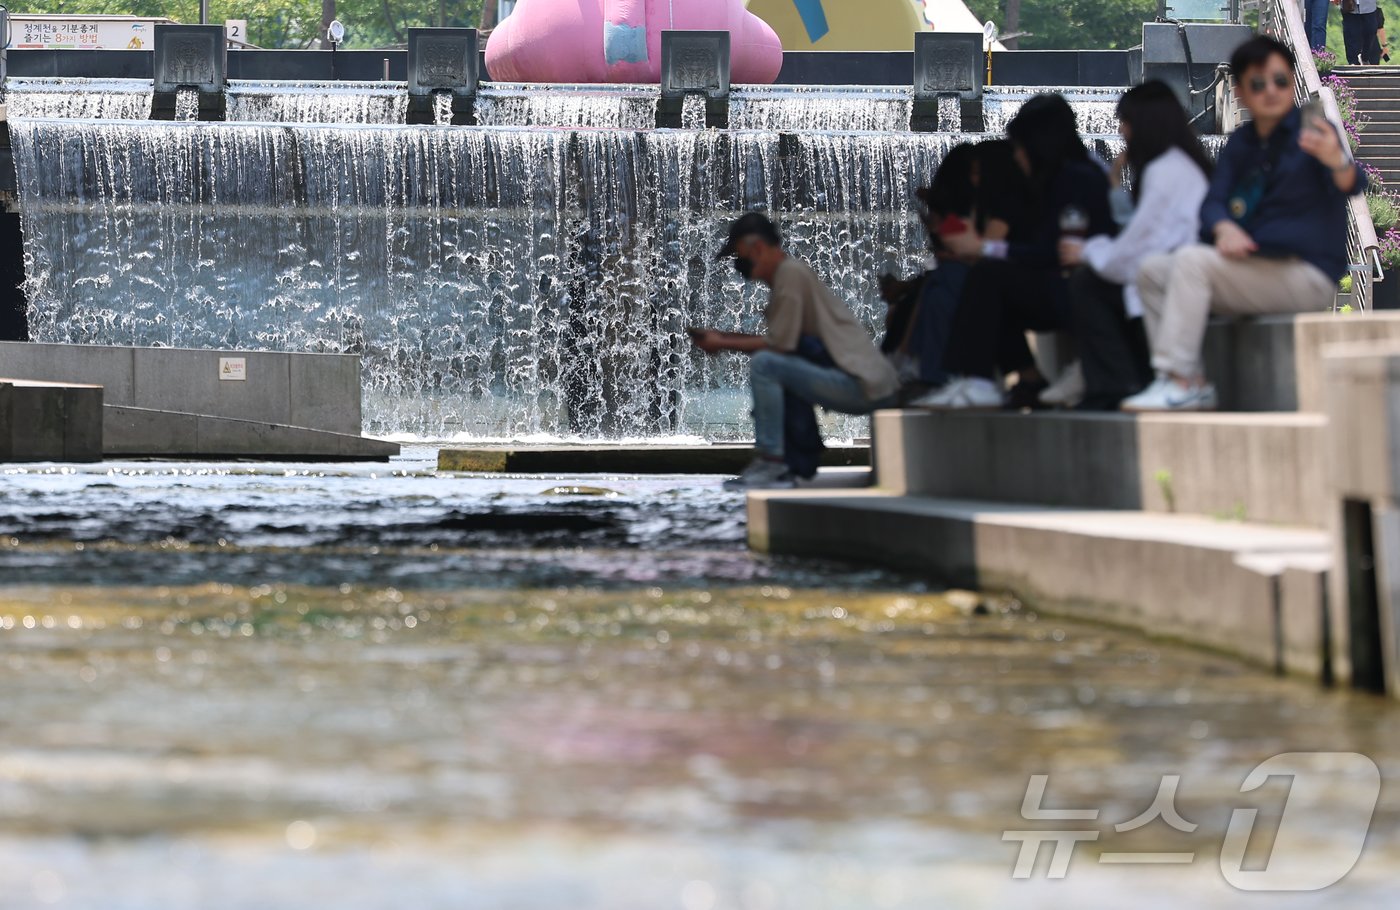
[1304,0,1331,50]
[750,350,895,458]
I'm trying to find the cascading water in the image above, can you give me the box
[225,80,408,124]
[4,78,155,120]
[11,118,956,440]
[729,87,912,132]
[475,83,659,130]
[983,86,1125,134]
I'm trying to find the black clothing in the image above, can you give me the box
[942,159,1114,381]
[1069,267,1152,409]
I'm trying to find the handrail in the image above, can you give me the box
[1253,0,1382,309]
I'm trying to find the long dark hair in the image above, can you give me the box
[917,142,977,220]
[1004,93,1089,188]
[1117,81,1213,200]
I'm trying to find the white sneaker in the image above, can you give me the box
[1039,360,1085,408]
[909,376,1004,410]
[723,457,797,491]
[1120,374,1218,412]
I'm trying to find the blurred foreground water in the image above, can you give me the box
[0,450,1397,909]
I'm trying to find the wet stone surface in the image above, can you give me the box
[0,451,1398,908]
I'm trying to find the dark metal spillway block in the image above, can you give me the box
[660,31,731,101]
[913,32,983,103]
[154,24,227,94]
[657,31,731,129]
[407,28,480,98]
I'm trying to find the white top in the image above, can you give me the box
[1082,146,1210,318]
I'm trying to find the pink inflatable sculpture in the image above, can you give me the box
[485,0,784,85]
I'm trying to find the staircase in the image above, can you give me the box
[1339,65,1400,189]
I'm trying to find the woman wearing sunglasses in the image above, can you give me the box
[1122,35,1366,412]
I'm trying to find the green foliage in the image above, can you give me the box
[5,0,483,48]
[1370,191,1400,234]
[1153,468,1175,513]
[965,0,1159,50]
[1324,0,1400,60]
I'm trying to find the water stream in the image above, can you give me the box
[0,454,1395,908]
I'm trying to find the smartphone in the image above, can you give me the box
[1300,99,1326,134]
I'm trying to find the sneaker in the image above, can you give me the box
[1120,375,1218,412]
[1039,360,1085,408]
[1005,375,1050,411]
[723,457,797,491]
[909,376,1004,410]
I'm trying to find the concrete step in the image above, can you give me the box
[748,490,1334,679]
[438,444,869,474]
[104,406,399,461]
[0,378,102,463]
[1198,312,1400,412]
[872,409,1327,527]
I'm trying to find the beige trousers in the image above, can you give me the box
[1137,244,1337,378]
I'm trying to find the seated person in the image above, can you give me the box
[883,141,1034,405]
[880,142,978,399]
[690,213,899,491]
[915,95,1115,410]
[1058,80,1213,410]
[1123,35,1365,412]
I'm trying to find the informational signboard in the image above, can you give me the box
[218,357,247,381]
[225,20,248,44]
[9,17,168,51]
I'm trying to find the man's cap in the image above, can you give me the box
[715,212,781,260]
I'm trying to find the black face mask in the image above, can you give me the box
[734,256,756,280]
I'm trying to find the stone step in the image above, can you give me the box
[748,489,1334,679]
[0,378,103,462]
[872,409,1327,527]
[1200,313,1400,411]
[104,406,398,461]
[437,444,869,474]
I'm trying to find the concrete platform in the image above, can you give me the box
[0,378,103,463]
[0,341,364,435]
[749,490,1334,679]
[875,408,1328,527]
[438,444,870,474]
[104,407,398,460]
[1201,311,1400,411]
[0,342,396,460]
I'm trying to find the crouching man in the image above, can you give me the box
[690,213,899,490]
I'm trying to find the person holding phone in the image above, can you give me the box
[690,213,899,490]
[1123,35,1365,412]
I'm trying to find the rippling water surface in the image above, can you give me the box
[1,450,1397,909]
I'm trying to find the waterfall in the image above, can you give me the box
[10,119,956,440]
[475,83,660,130]
[4,78,155,120]
[225,80,409,124]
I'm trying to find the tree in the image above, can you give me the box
[965,0,1159,51]
[6,0,483,48]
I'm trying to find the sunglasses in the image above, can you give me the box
[1247,73,1293,94]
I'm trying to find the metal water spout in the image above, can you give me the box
[910,32,983,133]
[151,24,227,122]
[406,28,480,126]
[656,30,730,129]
